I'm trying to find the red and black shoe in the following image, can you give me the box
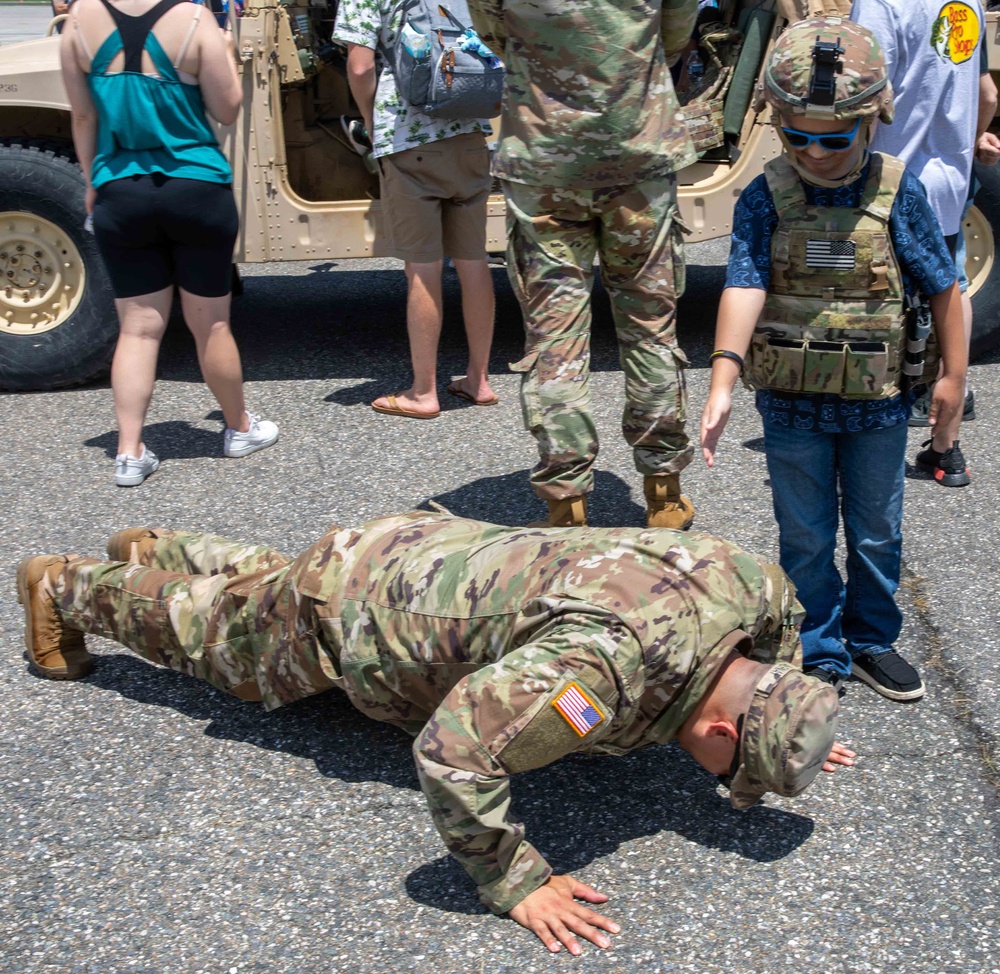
[914,438,971,488]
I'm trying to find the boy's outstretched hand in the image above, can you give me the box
[701,387,733,467]
[509,875,620,955]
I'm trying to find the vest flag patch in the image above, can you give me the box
[806,239,856,270]
[552,682,604,737]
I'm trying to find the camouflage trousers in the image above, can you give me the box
[52,529,341,708]
[503,175,693,499]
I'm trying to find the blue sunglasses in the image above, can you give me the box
[781,117,861,152]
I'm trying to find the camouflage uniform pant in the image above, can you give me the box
[52,529,333,704]
[504,175,693,499]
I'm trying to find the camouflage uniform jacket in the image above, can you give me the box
[287,510,803,914]
[743,152,913,399]
[466,0,699,187]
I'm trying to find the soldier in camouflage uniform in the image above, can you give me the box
[700,19,967,702]
[466,0,700,530]
[17,511,855,955]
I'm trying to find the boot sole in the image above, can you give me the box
[16,556,93,681]
[851,662,925,701]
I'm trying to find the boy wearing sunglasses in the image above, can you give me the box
[700,18,967,702]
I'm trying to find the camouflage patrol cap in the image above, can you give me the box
[728,662,839,810]
[756,16,894,124]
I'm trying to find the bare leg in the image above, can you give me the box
[178,288,249,433]
[373,260,443,416]
[451,257,497,403]
[112,286,173,458]
[961,290,973,397]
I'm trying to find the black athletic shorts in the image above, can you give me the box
[92,173,239,299]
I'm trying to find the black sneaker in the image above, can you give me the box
[908,386,975,427]
[340,116,372,155]
[914,438,971,487]
[851,650,925,701]
[804,666,846,697]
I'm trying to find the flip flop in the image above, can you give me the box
[371,394,440,419]
[447,381,499,406]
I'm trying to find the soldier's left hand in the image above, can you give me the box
[509,874,619,955]
[821,740,856,773]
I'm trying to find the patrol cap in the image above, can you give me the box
[727,662,839,810]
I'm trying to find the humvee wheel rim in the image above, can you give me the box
[962,203,994,299]
[0,211,86,336]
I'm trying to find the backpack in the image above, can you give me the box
[383,0,505,120]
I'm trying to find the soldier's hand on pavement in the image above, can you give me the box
[822,740,856,773]
[509,874,619,955]
[700,390,732,467]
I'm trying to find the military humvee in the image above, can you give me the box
[0,0,998,388]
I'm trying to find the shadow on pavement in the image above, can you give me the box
[134,264,723,387]
[424,469,647,529]
[72,651,813,921]
[83,418,226,460]
[405,744,815,917]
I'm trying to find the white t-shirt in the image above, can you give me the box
[851,0,983,235]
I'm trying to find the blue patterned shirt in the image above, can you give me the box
[726,159,956,432]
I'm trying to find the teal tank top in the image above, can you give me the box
[87,0,232,188]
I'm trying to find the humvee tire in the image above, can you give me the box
[967,160,1000,359]
[0,142,117,390]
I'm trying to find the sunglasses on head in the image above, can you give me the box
[781,117,861,152]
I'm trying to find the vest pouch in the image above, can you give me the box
[745,332,806,391]
[842,340,890,397]
[802,341,846,394]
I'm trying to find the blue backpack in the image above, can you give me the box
[383,0,504,120]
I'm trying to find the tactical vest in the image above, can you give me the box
[743,152,927,400]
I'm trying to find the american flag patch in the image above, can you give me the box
[552,682,604,737]
[805,239,856,270]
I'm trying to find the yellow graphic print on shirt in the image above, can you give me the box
[931,2,981,64]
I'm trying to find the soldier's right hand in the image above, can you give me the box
[508,874,620,955]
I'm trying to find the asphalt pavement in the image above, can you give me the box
[1,8,998,974]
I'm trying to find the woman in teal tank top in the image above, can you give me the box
[61,0,278,487]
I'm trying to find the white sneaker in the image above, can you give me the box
[224,411,279,458]
[115,447,160,487]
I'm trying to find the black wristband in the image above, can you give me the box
[710,349,744,370]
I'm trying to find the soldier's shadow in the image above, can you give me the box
[82,652,814,920]
[425,468,648,529]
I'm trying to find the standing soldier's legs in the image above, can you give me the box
[596,176,694,529]
[106,526,290,576]
[503,181,599,525]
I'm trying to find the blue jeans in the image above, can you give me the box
[763,420,907,678]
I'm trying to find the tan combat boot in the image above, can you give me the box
[106,527,158,564]
[16,555,93,680]
[644,475,695,530]
[529,496,588,528]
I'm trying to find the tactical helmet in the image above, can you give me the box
[756,16,894,124]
